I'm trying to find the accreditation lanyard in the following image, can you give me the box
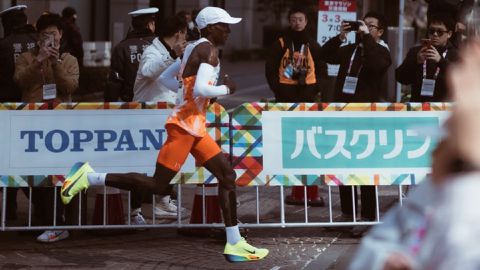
[40,62,57,101]
[343,46,363,95]
[420,50,447,97]
[291,43,305,67]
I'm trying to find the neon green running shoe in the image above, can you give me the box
[223,237,269,262]
[61,162,94,205]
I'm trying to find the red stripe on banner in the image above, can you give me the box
[422,103,431,111]
[237,156,262,169]
[236,169,261,186]
[326,174,343,185]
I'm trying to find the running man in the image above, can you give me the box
[60,6,269,263]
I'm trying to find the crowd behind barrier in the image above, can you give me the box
[0,101,449,231]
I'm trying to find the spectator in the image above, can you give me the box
[426,0,474,47]
[350,39,480,270]
[348,139,462,270]
[13,12,80,242]
[14,13,79,102]
[105,8,157,102]
[176,10,201,42]
[131,14,188,222]
[265,5,327,102]
[320,12,392,236]
[0,5,36,102]
[0,5,37,222]
[133,14,187,102]
[61,7,84,66]
[265,5,328,207]
[396,13,458,102]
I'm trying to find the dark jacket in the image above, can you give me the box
[106,29,155,102]
[0,24,37,102]
[265,29,328,102]
[61,18,84,66]
[395,43,458,102]
[320,34,392,102]
[426,0,474,24]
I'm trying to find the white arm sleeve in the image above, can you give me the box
[159,58,181,92]
[193,63,229,98]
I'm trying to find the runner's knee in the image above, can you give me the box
[220,169,236,191]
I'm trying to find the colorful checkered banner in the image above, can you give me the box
[231,102,451,186]
[0,102,229,187]
[1,102,452,187]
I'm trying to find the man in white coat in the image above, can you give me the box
[131,14,188,220]
[133,14,187,103]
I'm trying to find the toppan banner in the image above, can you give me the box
[0,110,195,176]
[262,111,449,175]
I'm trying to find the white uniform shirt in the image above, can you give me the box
[133,37,177,103]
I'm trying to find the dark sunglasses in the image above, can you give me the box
[428,28,449,36]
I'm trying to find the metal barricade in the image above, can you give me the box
[1,184,407,231]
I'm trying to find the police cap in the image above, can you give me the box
[128,7,158,17]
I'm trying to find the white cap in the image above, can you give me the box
[128,7,158,17]
[0,5,27,17]
[195,7,241,30]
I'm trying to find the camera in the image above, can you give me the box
[292,68,307,86]
[344,20,361,31]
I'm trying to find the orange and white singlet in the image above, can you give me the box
[166,38,220,137]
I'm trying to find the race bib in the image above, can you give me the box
[42,84,57,100]
[342,76,358,95]
[420,79,436,97]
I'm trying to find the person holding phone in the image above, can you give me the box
[320,11,392,237]
[14,12,79,103]
[13,12,79,243]
[396,12,459,102]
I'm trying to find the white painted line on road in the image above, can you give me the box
[15,251,26,258]
[270,266,281,270]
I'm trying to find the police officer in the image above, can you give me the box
[105,7,158,102]
[0,5,36,221]
[0,5,37,102]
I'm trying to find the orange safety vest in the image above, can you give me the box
[278,37,317,85]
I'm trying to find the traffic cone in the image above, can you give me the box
[177,184,223,238]
[285,186,325,207]
[92,187,125,225]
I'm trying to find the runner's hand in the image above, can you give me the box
[224,74,236,95]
